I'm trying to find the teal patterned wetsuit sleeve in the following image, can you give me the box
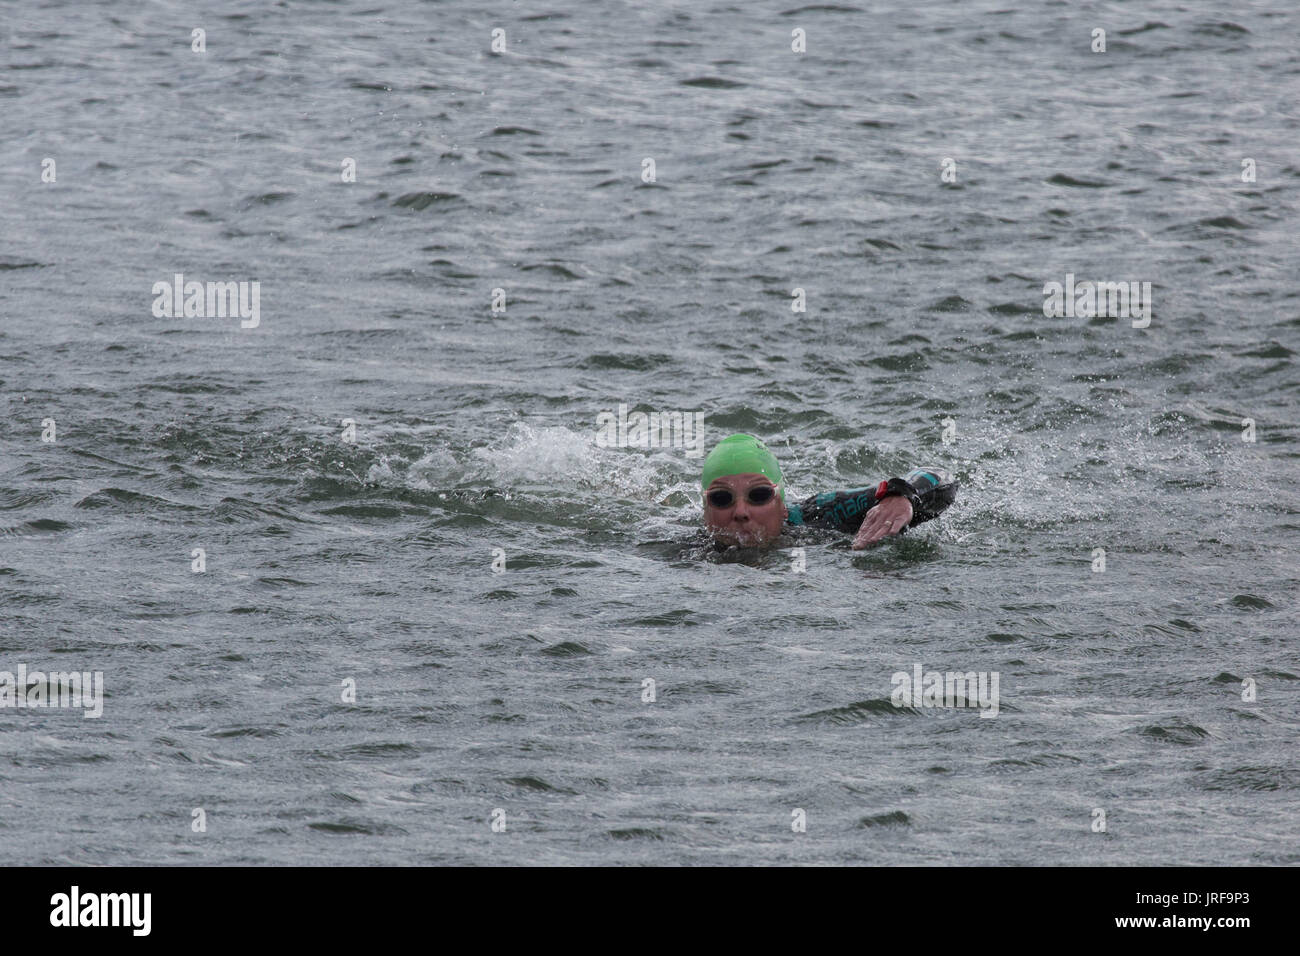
[785,468,958,533]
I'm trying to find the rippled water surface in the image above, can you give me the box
[2,0,1298,864]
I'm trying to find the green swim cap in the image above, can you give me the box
[700,434,784,499]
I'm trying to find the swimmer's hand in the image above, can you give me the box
[852,495,914,549]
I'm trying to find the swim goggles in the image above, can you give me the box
[706,483,779,509]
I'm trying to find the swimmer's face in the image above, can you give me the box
[702,473,787,547]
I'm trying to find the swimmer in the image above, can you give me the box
[700,433,958,550]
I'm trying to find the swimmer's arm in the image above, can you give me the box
[786,468,959,537]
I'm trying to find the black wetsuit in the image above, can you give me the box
[785,468,958,534]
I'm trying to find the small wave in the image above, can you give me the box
[365,447,463,490]
[392,191,461,210]
[607,827,666,840]
[539,641,594,657]
[680,77,746,88]
[74,488,195,513]
[798,698,918,724]
[1046,174,1112,188]
[1194,767,1295,792]
[1191,21,1250,37]
[858,810,910,827]
[503,776,576,793]
[307,820,409,836]
[1136,721,1211,745]
[467,423,673,498]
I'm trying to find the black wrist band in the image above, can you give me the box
[874,478,922,521]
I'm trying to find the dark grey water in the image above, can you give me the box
[2,0,1297,865]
